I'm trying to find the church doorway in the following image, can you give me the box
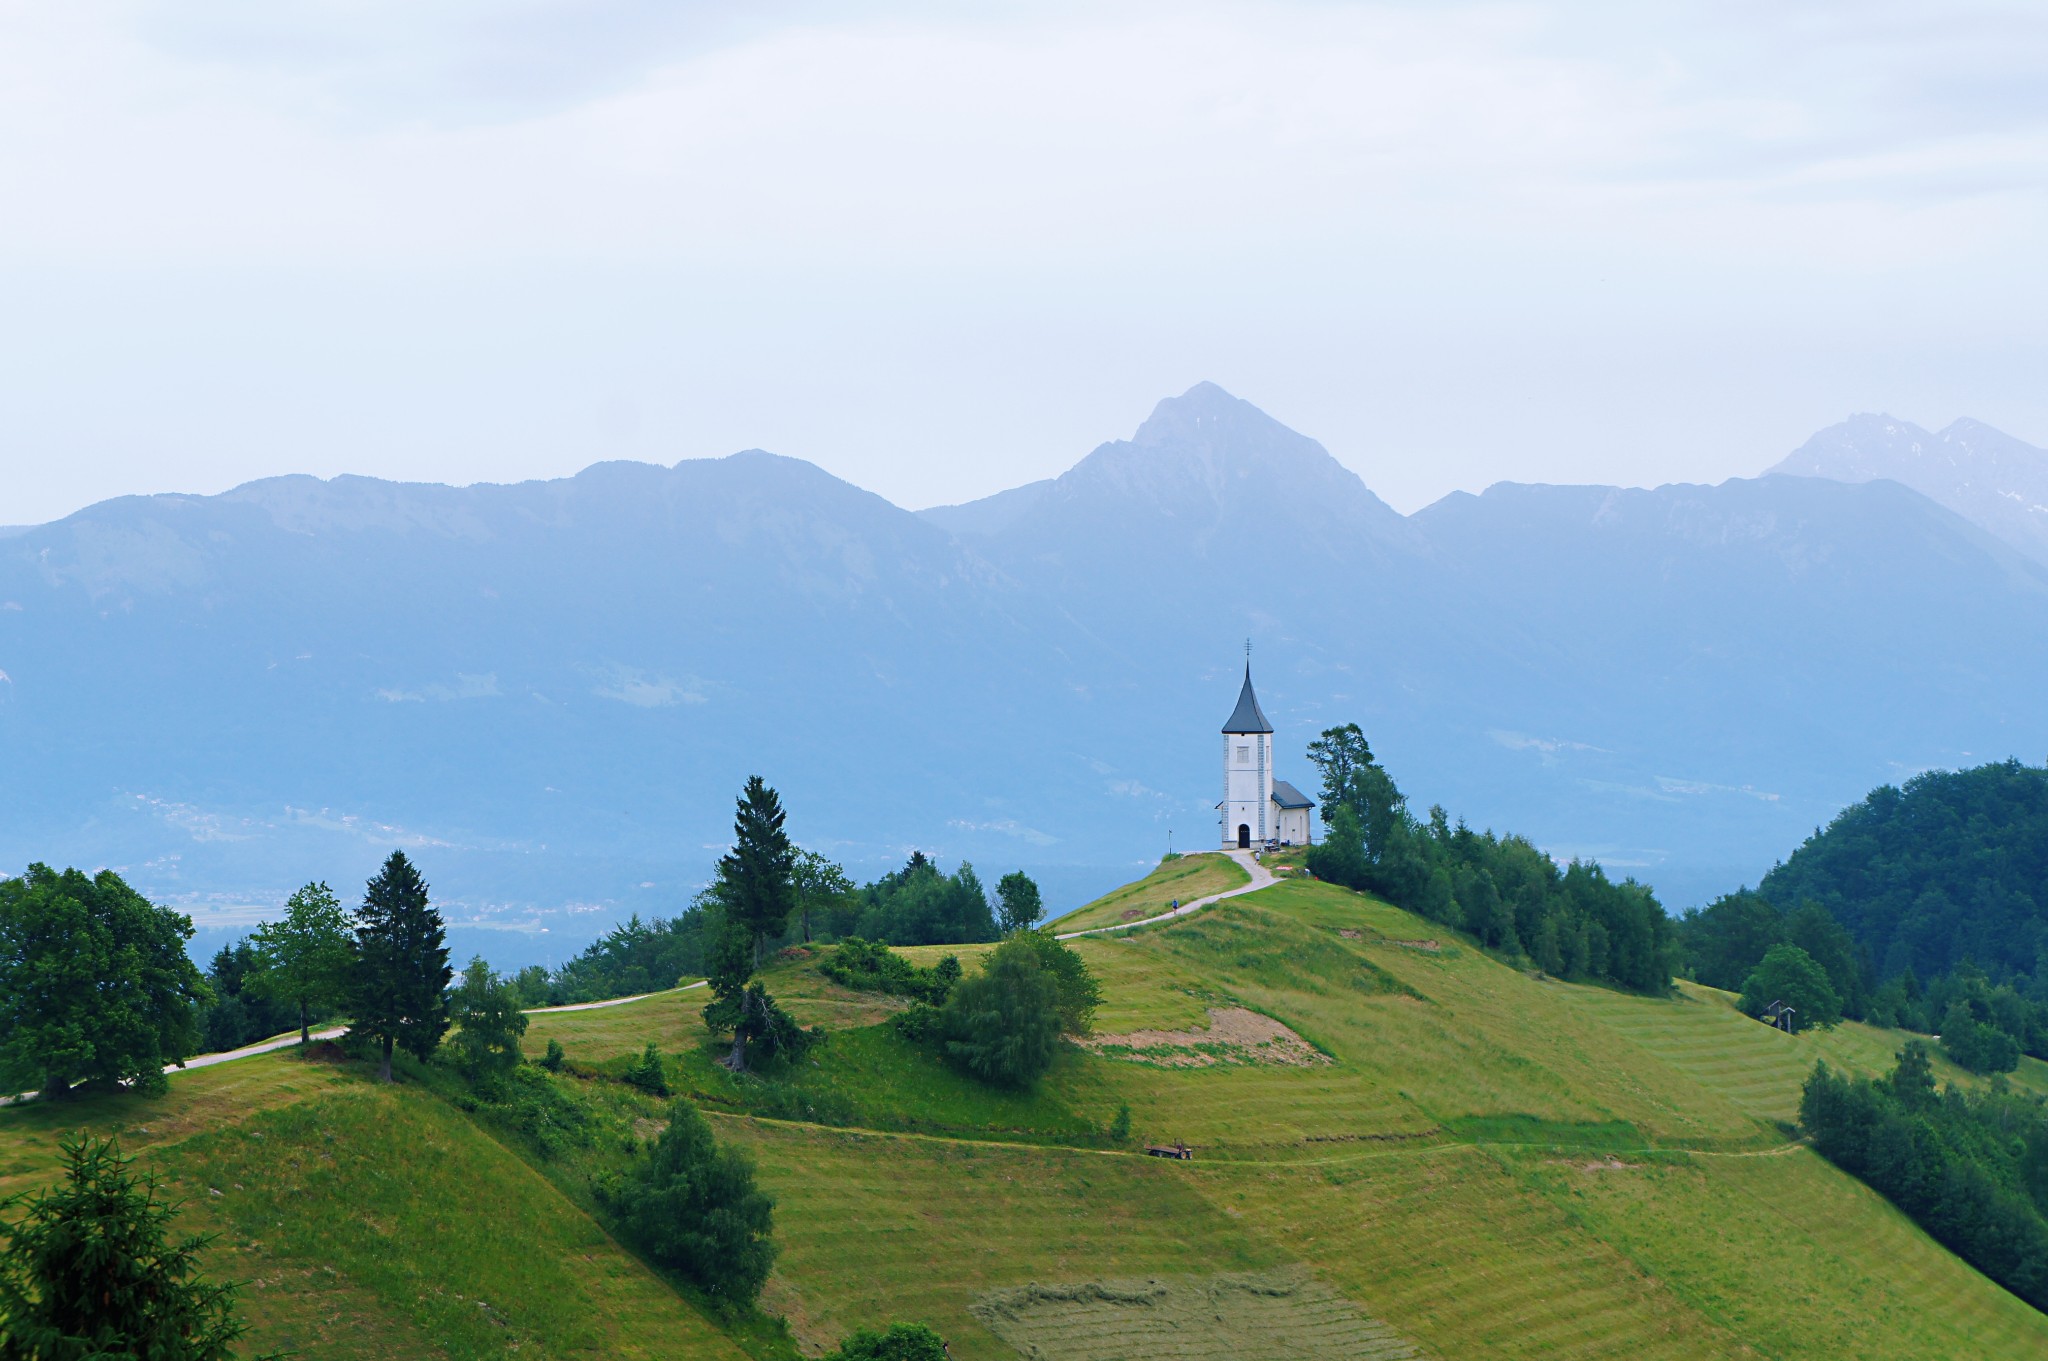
[1237,824,1251,849]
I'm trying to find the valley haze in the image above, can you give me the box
[3,381,2046,969]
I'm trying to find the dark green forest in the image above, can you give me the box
[1762,760,2048,982]
[1803,1044,2048,1312]
[1680,761,2048,1073]
[1304,723,1674,993]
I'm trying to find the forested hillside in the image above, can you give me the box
[1759,760,2048,981]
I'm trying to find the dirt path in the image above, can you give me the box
[3,980,711,1105]
[1055,848,1279,939]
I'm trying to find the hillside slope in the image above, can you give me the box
[8,866,2047,1357]
[526,873,2048,1360]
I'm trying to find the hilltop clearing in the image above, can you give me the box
[8,868,2048,1358]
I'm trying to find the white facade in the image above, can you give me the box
[1274,803,1313,845]
[1221,730,1272,848]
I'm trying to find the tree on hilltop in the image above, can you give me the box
[793,849,857,943]
[0,864,207,1098]
[348,851,452,1081]
[718,777,797,968]
[248,881,355,1045]
[450,956,530,1085]
[996,871,1044,934]
[940,939,1062,1088]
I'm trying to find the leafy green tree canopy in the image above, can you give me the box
[1005,929,1101,1035]
[449,956,530,1084]
[597,1099,776,1307]
[247,881,355,1044]
[348,850,452,1082]
[0,864,207,1098]
[0,1133,265,1360]
[996,871,1044,935]
[1741,943,1842,1030]
[940,938,1062,1088]
[793,849,858,944]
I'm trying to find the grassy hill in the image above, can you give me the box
[7,869,2048,1358]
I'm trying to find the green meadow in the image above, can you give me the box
[6,869,2047,1358]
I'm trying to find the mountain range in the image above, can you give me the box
[3,382,2044,966]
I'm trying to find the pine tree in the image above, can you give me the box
[348,851,452,1081]
[0,1134,264,1359]
[716,777,798,968]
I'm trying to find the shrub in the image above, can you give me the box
[488,1065,590,1159]
[540,1037,566,1072]
[821,938,955,1004]
[623,1042,669,1096]
[892,1002,943,1042]
[940,940,1062,1089]
[597,1100,776,1307]
[1004,929,1102,1034]
[1110,1102,1132,1142]
[827,1322,949,1361]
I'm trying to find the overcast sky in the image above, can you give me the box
[2,1,2044,524]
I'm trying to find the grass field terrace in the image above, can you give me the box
[6,866,2047,1358]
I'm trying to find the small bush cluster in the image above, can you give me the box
[622,1042,669,1096]
[821,938,960,1004]
[827,1322,949,1361]
[922,932,1100,1090]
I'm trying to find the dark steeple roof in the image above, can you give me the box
[1221,664,1273,734]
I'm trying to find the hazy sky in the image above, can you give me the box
[2,1,2044,524]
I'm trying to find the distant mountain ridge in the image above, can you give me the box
[4,383,2045,968]
[1770,413,2048,566]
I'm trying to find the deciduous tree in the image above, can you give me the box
[940,939,1062,1088]
[0,865,207,1098]
[996,871,1044,935]
[248,881,355,1045]
[1741,942,1842,1031]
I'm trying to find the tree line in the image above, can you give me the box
[1803,1043,2048,1311]
[1679,761,2048,1068]
[1302,723,1674,992]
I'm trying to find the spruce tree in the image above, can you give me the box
[0,1134,262,1359]
[717,776,798,968]
[348,851,452,1081]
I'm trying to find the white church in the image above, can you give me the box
[1216,662,1315,849]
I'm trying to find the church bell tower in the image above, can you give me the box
[1220,658,1274,849]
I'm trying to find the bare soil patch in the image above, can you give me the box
[1079,1007,1330,1069]
[971,1269,1417,1361]
[1392,939,1442,953]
